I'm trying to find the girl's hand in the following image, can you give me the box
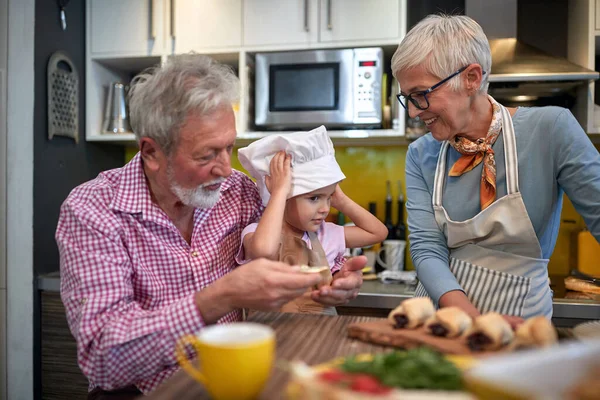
[330,184,349,211]
[265,151,292,198]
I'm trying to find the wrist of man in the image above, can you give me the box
[194,278,237,324]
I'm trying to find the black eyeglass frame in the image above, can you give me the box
[396,65,486,111]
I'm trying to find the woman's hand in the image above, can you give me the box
[501,314,524,330]
[265,151,292,198]
[440,291,524,330]
[439,290,481,318]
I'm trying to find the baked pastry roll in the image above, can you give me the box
[564,276,600,295]
[299,265,332,289]
[466,312,514,351]
[512,316,557,349]
[424,307,472,338]
[387,297,435,329]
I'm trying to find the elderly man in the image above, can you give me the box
[56,54,365,399]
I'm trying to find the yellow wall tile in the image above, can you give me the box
[126,142,600,276]
[232,145,414,270]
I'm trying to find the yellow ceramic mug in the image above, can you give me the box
[175,323,275,400]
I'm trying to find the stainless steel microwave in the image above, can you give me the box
[255,47,383,130]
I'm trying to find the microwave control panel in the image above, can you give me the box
[353,48,383,124]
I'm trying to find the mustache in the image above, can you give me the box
[200,178,226,188]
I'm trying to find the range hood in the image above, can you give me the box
[489,38,599,82]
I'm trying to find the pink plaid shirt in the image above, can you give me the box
[56,153,262,393]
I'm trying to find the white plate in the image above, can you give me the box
[573,320,600,340]
[465,340,600,400]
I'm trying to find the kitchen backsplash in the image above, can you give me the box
[126,143,600,275]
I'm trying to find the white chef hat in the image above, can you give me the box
[238,126,346,205]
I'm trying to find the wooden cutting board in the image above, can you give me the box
[347,320,502,356]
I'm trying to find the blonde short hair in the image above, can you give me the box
[391,14,491,93]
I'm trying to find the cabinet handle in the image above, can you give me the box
[327,0,332,30]
[304,0,309,32]
[149,0,156,40]
[170,0,176,39]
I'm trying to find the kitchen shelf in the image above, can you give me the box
[86,129,413,147]
[87,133,137,144]
[237,129,411,147]
[86,129,597,147]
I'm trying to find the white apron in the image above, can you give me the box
[414,105,553,319]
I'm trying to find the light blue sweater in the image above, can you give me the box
[406,106,600,302]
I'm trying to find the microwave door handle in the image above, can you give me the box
[327,0,332,30]
[149,0,156,40]
[170,0,176,39]
[304,0,309,32]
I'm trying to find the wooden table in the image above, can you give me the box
[143,312,392,399]
[142,312,575,399]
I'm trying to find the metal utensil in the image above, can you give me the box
[47,51,79,142]
[102,82,132,134]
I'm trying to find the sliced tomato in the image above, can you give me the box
[349,374,393,394]
[318,369,348,383]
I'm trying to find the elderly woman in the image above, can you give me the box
[392,15,600,324]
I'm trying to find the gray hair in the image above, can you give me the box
[391,14,491,93]
[128,53,240,154]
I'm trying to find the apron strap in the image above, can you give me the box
[432,101,520,207]
[432,142,449,207]
[307,231,327,261]
[500,105,519,194]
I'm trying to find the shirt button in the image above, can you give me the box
[81,298,87,305]
[191,251,199,257]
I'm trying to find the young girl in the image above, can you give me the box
[237,126,387,315]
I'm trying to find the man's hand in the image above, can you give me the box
[310,256,366,306]
[195,258,323,323]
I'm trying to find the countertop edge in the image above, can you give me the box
[37,274,600,321]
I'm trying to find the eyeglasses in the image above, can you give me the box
[397,66,486,111]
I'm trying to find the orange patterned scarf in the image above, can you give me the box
[448,96,502,210]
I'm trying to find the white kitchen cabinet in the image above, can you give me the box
[318,0,401,43]
[84,0,408,144]
[244,0,318,47]
[172,0,242,53]
[243,0,403,48]
[596,0,600,30]
[0,289,5,400]
[89,0,166,56]
[568,0,600,134]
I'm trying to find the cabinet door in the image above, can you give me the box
[0,290,5,400]
[318,0,401,43]
[244,0,318,47]
[173,0,242,52]
[90,0,165,56]
[596,0,600,30]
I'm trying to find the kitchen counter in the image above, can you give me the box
[346,280,600,327]
[37,272,600,327]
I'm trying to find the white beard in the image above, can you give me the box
[167,165,225,209]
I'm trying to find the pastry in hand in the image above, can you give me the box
[466,312,514,352]
[299,265,332,289]
[387,297,435,329]
[425,307,472,338]
[512,316,557,349]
